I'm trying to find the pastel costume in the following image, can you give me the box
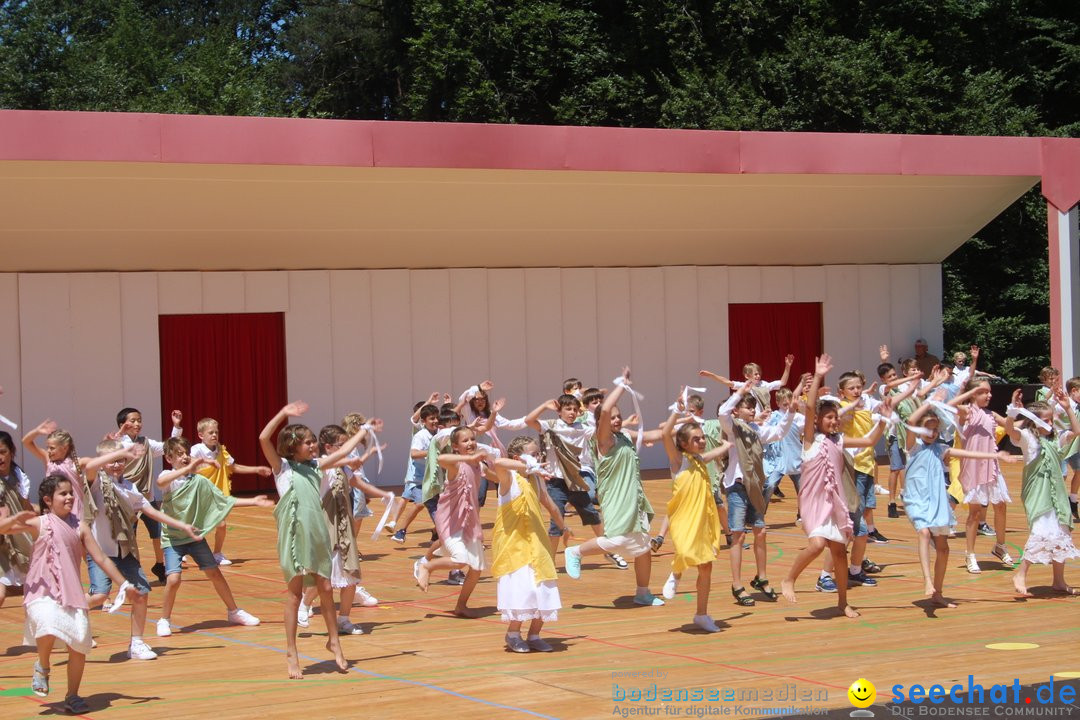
[46,457,93,523]
[192,443,234,496]
[798,433,854,543]
[902,441,955,535]
[1018,430,1079,565]
[959,405,1011,506]
[160,473,235,550]
[320,464,361,588]
[492,471,561,622]
[434,461,485,571]
[274,460,333,584]
[0,466,33,588]
[591,431,653,557]
[666,454,721,573]
[23,513,92,655]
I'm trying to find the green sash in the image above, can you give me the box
[1021,436,1073,530]
[161,474,236,547]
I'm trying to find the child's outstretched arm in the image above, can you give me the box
[0,510,36,536]
[596,367,631,456]
[775,354,794,387]
[846,398,892,449]
[21,419,56,466]
[660,404,682,476]
[320,419,382,471]
[83,444,142,476]
[232,462,273,478]
[804,356,831,446]
[139,503,202,541]
[436,451,488,470]
[157,457,216,489]
[1003,388,1024,445]
[232,495,275,509]
[524,399,557,432]
[259,402,308,471]
[698,370,735,389]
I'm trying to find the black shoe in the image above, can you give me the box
[1071,499,1079,523]
[887,502,899,519]
[151,562,166,584]
[868,529,889,544]
[773,487,785,499]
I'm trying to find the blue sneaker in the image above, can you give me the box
[564,547,582,579]
[815,575,838,593]
[847,570,877,587]
[391,529,406,543]
[633,591,665,606]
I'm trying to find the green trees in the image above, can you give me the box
[2,0,1075,379]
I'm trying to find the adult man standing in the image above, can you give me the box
[913,338,940,376]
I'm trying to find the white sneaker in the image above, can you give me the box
[101,599,112,612]
[355,587,379,607]
[156,618,173,637]
[227,608,260,626]
[127,639,158,660]
[693,614,721,633]
[662,572,679,600]
[297,602,311,628]
[337,617,364,635]
[213,553,232,566]
[966,554,981,574]
[875,484,890,495]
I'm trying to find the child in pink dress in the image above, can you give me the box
[781,354,889,619]
[1,475,128,714]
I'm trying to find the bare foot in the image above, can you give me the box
[326,640,347,672]
[842,604,860,618]
[286,650,303,680]
[416,564,430,592]
[924,582,936,597]
[1050,584,1079,596]
[930,592,958,608]
[780,579,797,603]
[1012,577,1033,597]
[451,606,480,618]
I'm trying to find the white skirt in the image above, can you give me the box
[807,518,847,544]
[24,597,92,655]
[1022,511,1080,565]
[497,564,561,623]
[329,549,360,589]
[963,473,1012,506]
[444,532,485,571]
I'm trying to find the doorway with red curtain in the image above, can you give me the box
[728,302,822,408]
[159,313,286,494]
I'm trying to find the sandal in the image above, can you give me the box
[731,586,756,606]
[31,661,49,697]
[64,693,89,714]
[750,575,778,601]
[861,558,882,574]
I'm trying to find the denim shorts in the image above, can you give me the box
[424,494,440,521]
[765,470,801,502]
[724,482,764,531]
[402,480,423,504]
[1067,453,1080,472]
[546,477,601,536]
[163,539,219,575]
[855,470,877,511]
[886,437,907,471]
[87,552,151,596]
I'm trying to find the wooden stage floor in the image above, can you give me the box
[2,465,1078,719]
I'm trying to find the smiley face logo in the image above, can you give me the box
[848,678,876,708]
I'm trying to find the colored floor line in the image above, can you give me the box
[191,629,562,719]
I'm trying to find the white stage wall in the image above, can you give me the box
[1,265,942,488]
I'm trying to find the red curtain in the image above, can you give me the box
[728,302,822,399]
[159,313,286,493]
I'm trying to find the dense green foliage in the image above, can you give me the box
[3,0,1076,379]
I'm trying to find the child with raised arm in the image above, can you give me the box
[780,354,887,618]
[189,417,273,566]
[389,403,441,543]
[727,355,794,413]
[84,439,201,660]
[22,421,123,524]
[260,402,369,678]
[490,436,566,652]
[111,407,184,582]
[0,430,33,607]
[525,394,615,564]
[414,426,488,617]
[563,367,668,606]
[455,380,527,505]
[659,396,731,632]
[155,437,270,638]
[3,475,127,714]
[703,371,797,606]
[1005,386,1080,597]
[902,395,1020,608]
[949,377,1014,573]
[340,412,393,540]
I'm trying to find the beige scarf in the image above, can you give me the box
[539,429,589,492]
[322,469,360,577]
[98,471,140,559]
[730,419,767,514]
[123,437,154,499]
[0,474,32,575]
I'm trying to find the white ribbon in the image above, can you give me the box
[905,424,935,438]
[669,385,707,413]
[370,492,396,541]
[819,394,843,404]
[519,453,545,476]
[361,424,383,475]
[1006,405,1053,433]
[108,581,132,613]
[928,400,959,429]
[613,376,645,452]
[0,413,15,430]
